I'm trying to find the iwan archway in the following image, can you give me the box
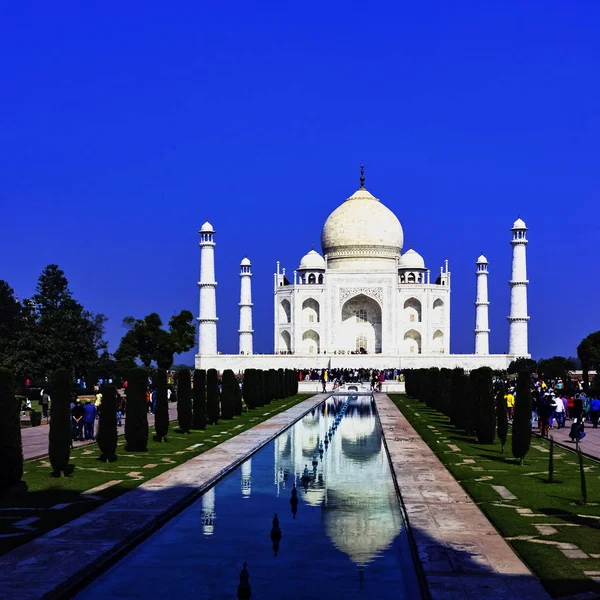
[340,294,382,354]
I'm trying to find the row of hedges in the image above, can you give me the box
[242,368,299,409]
[404,367,532,462]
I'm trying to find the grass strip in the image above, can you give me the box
[391,394,600,599]
[1,394,309,556]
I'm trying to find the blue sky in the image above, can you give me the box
[1,1,599,363]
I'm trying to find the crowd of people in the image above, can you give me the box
[503,375,600,442]
[299,368,399,392]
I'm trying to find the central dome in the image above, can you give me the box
[321,185,404,271]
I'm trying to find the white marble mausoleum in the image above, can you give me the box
[195,169,531,371]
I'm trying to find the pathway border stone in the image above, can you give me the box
[376,394,550,600]
[0,394,328,600]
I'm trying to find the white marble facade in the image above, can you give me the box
[195,171,530,371]
[273,179,450,358]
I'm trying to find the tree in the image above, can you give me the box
[12,266,107,382]
[233,375,243,415]
[512,370,532,465]
[206,369,220,425]
[242,369,255,409]
[192,370,207,429]
[473,367,495,444]
[0,282,22,372]
[48,369,75,476]
[537,356,575,381]
[125,368,149,452]
[0,368,24,495]
[268,369,277,403]
[508,357,537,375]
[257,370,266,407]
[97,384,118,462]
[577,332,600,392]
[496,380,508,454]
[115,311,195,371]
[153,368,169,442]
[450,368,465,427]
[221,370,236,420]
[177,369,193,433]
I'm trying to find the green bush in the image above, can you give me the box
[49,369,75,476]
[277,368,285,399]
[268,369,277,403]
[206,369,220,425]
[97,383,118,462]
[243,369,256,409]
[257,370,265,407]
[192,369,207,429]
[233,375,243,415]
[153,368,169,442]
[512,370,532,464]
[125,368,149,452]
[496,380,508,453]
[472,367,495,444]
[221,369,236,420]
[176,369,193,433]
[0,368,24,494]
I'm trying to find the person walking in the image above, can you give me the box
[83,400,97,440]
[41,389,51,420]
[71,399,84,441]
[590,395,600,429]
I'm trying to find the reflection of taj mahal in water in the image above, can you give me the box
[201,396,402,566]
[196,169,531,372]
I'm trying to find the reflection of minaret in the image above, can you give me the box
[201,487,216,536]
[241,458,252,498]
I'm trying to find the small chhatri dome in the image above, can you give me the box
[298,249,326,271]
[200,219,214,233]
[512,216,527,230]
[476,254,488,264]
[240,257,251,267]
[398,248,425,270]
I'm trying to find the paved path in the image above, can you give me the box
[21,404,179,460]
[0,394,327,600]
[542,420,600,462]
[376,394,550,600]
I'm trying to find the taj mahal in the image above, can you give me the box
[195,168,530,371]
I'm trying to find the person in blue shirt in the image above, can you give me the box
[83,400,97,440]
[590,396,600,429]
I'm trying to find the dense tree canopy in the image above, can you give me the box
[114,310,195,371]
[537,356,575,380]
[507,357,537,375]
[0,266,107,382]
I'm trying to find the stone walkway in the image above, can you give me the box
[542,420,600,463]
[375,394,550,600]
[0,394,327,600]
[21,404,179,460]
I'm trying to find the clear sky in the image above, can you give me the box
[1,1,599,364]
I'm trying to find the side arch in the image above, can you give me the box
[403,329,422,355]
[403,297,422,323]
[279,299,291,324]
[302,329,320,354]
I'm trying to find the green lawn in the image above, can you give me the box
[391,394,600,599]
[1,395,309,556]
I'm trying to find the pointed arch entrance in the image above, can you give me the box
[340,294,382,354]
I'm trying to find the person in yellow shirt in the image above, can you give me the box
[505,391,515,419]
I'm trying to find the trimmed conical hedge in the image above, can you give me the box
[0,368,24,494]
[97,383,118,462]
[153,368,169,442]
[177,369,193,433]
[221,369,236,420]
[512,370,532,464]
[192,369,207,430]
[206,368,220,425]
[472,367,495,444]
[125,368,149,452]
[49,369,75,476]
[243,369,256,409]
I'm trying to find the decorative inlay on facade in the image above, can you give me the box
[339,287,383,306]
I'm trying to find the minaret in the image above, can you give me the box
[474,255,490,355]
[508,216,530,356]
[198,219,218,355]
[238,257,254,355]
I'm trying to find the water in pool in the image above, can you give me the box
[76,395,421,599]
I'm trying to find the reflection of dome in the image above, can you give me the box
[398,248,425,270]
[321,185,403,270]
[298,249,325,271]
[324,487,402,565]
[341,435,382,462]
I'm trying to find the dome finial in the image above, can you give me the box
[359,164,365,189]
[410,241,413,249]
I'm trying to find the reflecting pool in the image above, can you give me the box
[76,395,421,599]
